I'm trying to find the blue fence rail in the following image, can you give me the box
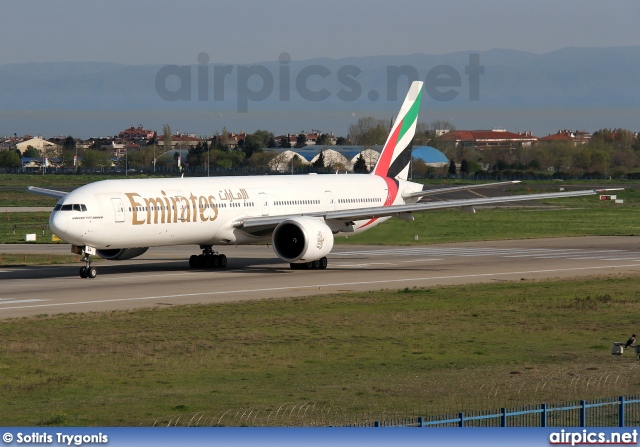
[349,395,640,428]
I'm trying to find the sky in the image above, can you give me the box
[2,0,640,65]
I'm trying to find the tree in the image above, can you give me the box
[242,134,264,159]
[348,117,388,145]
[0,150,21,169]
[163,124,172,150]
[352,153,368,173]
[295,133,307,148]
[448,159,457,176]
[23,146,41,158]
[460,159,470,176]
[312,151,325,169]
[316,134,333,146]
[186,141,207,167]
[253,129,276,148]
[60,149,75,167]
[82,149,111,170]
[62,136,76,152]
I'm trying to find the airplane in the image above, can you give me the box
[29,81,612,278]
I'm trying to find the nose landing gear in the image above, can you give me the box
[74,245,98,279]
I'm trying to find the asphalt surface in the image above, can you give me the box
[1,236,640,319]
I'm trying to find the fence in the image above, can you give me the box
[350,395,640,428]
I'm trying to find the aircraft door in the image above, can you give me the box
[259,193,269,216]
[111,198,125,223]
[325,191,335,210]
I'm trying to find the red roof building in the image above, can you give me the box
[538,130,591,146]
[119,125,157,140]
[441,129,538,149]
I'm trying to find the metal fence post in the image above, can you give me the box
[541,403,547,428]
[374,421,380,427]
[459,412,465,427]
[501,408,507,427]
[619,396,625,427]
[417,416,424,427]
[580,400,586,427]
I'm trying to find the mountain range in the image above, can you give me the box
[1,47,639,138]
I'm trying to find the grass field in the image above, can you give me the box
[0,210,62,245]
[1,275,639,426]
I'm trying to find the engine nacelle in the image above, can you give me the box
[272,216,334,263]
[96,247,149,260]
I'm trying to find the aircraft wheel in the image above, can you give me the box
[312,260,320,269]
[205,255,214,268]
[218,254,227,268]
[87,267,97,278]
[319,257,328,269]
[189,255,198,269]
[212,255,220,268]
[79,267,87,278]
[290,263,299,270]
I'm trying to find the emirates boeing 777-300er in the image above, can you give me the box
[29,82,608,278]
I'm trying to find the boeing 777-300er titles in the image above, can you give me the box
[29,82,611,278]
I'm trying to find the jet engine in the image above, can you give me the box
[96,247,149,260]
[272,216,334,263]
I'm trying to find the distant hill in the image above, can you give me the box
[1,47,639,137]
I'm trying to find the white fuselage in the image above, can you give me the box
[50,174,423,250]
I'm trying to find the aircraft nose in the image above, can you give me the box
[49,212,68,236]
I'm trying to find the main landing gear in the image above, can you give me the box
[79,254,97,279]
[189,245,227,269]
[290,257,328,270]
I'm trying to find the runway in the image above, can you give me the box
[2,236,640,319]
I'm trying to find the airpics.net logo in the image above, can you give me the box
[155,52,484,112]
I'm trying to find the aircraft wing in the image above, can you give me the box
[27,186,68,198]
[234,188,611,231]
[401,180,521,199]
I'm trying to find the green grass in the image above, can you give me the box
[0,211,62,244]
[1,275,639,426]
[339,190,640,245]
[0,191,59,207]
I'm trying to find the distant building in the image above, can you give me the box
[412,146,449,167]
[538,129,591,146]
[16,137,59,155]
[441,129,538,149]
[267,145,448,172]
[119,125,157,140]
[157,134,201,148]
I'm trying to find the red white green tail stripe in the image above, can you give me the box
[372,81,423,180]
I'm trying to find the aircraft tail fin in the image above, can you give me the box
[372,81,423,180]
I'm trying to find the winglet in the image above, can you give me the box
[27,186,68,198]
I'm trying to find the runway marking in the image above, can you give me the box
[0,298,48,305]
[2,262,640,312]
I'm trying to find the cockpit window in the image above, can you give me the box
[57,204,87,212]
